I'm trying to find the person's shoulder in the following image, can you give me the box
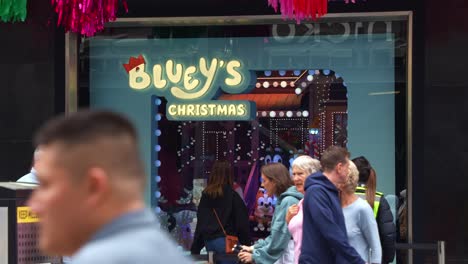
[356,198,375,218]
[73,227,192,263]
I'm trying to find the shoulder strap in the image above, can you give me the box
[212,209,227,236]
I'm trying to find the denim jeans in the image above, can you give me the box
[205,237,237,264]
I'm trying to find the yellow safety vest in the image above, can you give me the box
[355,186,383,218]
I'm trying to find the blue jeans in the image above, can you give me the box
[205,237,237,264]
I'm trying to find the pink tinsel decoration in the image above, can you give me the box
[52,0,128,37]
[267,0,328,23]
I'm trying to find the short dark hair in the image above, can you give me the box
[261,162,293,196]
[35,110,137,147]
[35,110,145,183]
[352,156,372,183]
[320,146,350,172]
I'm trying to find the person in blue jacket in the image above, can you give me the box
[299,146,365,264]
[238,162,303,264]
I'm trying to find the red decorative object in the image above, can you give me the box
[51,0,128,37]
[123,55,145,73]
[268,0,328,23]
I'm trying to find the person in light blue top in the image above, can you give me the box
[341,161,382,263]
[27,110,192,264]
[17,148,41,184]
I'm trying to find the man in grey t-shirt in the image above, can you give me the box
[27,110,191,264]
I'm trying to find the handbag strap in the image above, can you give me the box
[212,209,227,236]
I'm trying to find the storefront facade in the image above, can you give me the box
[66,11,413,261]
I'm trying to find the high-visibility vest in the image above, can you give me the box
[355,186,383,218]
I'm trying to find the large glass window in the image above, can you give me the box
[77,14,410,261]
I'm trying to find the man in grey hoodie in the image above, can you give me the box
[27,110,191,264]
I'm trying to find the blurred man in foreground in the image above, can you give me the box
[28,110,191,264]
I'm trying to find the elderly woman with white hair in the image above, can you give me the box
[285,155,321,264]
[341,161,382,263]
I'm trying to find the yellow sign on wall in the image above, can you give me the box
[17,206,39,223]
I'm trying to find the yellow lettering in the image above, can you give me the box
[183,66,199,91]
[228,104,237,115]
[208,104,217,115]
[187,105,195,116]
[171,58,218,100]
[168,105,177,116]
[152,64,167,89]
[218,105,228,115]
[200,105,208,115]
[225,60,243,86]
[129,65,151,90]
[177,104,186,116]
[166,60,183,84]
[237,104,246,116]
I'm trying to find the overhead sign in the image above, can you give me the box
[123,55,256,121]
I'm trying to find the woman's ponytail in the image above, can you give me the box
[366,168,377,209]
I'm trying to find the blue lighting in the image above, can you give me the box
[155,160,161,167]
[154,98,162,105]
[279,70,286,76]
[155,175,161,182]
[343,82,347,87]
[293,70,301,76]
[155,129,161,136]
[154,145,161,152]
[264,70,272,76]
[155,114,162,121]
[308,70,315,75]
[335,73,341,78]
[154,191,161,198]
[323,69,331,75]
[155,207,161,213]
[309,128,319,135]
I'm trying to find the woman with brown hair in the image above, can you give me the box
[238,162,303,264]
[191,161,250,263]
